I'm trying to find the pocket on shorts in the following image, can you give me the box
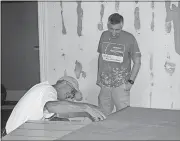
[123,83,130,95]
[120,83,126,90]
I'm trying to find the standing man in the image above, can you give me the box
[97,13,141,116]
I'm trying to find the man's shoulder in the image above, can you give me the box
[35,81,50,87]
[22,82,52,97]
[121,30,136,42]
[102,30,109,34]
[121,30,134,38]
[29,81,52,91]
[101,30,109,37]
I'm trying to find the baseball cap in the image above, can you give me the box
[58,76,81,93]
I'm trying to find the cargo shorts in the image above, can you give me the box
[98,83,130,116]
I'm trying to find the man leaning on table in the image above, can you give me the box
[4,76,106,135]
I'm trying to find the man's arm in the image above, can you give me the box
[45,100,87,114]
[97,54,102,86]
[44,101,93,120]
[129,36,141,82]
[129,56,141,81]
[56,112,95,121]
[45,100,105,121]
[97,32,104,86]
[125,55,141,92]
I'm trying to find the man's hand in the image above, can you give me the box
[96,81,102,87]
[96,76,102,88]
[124,83,133,91]
[96,72,102,87]
[85,105,106,121]
[74,91,83,101]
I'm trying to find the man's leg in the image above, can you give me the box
[111,84,130,111]
[98,86,114,116]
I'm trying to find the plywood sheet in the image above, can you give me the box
[2,120,89,140]
[58,107,180,140]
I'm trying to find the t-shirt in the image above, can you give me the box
[5,81,57,134]
[97,30,141,87]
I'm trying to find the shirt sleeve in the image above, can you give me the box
[97,32,104,53]
[42,86,57,119]
[43,108,55,119]
[130,36,141,60]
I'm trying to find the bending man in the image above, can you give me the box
[5,76,106,135]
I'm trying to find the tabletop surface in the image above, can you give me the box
[2,120,91,140]
[59,107,180,140]
[2,107,180,140]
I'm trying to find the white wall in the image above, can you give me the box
[40,1,180,109]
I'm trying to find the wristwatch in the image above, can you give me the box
[128,79,134,85]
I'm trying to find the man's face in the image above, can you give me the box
[55,82,74,101]
[108,22,123,38]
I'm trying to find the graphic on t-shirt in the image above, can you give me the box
[101,42,125,63]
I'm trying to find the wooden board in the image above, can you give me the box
[3,107,180,140]
[19,122,86,131]
[58,107,180,140]
[2,120,90,140]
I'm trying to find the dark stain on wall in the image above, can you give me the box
[165,1,180,56]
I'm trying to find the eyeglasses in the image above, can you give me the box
[61,80,77,99]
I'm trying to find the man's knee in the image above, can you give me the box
[98,95,114,116]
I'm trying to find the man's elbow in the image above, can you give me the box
[44,101,59,113]
[136,61,141,69]
[44,101,53,113]
[44,101,69,113]
[133,57,141,66]
[136,61,141,66]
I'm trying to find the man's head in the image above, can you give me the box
[53,76,83,101]
[107,13,124,38]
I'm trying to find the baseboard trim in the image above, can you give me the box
[1,105,15,110]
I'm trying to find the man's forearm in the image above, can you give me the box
[97,55,101,80]
[56,112,92,119]
[45,100,100,114]
[45,100,98,121]
[62,100,99,109]
[45,101,87,114]
[130,62,141,81]
[97,54,103,87]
